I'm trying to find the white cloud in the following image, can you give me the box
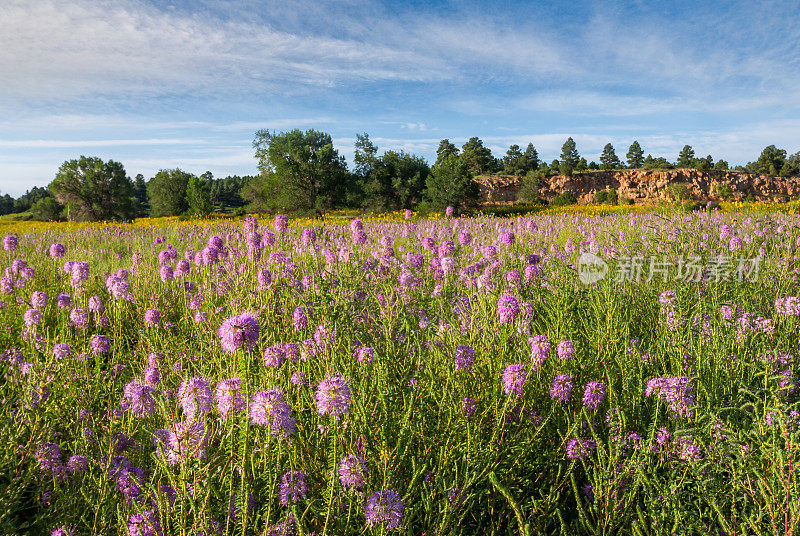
[0,0,452,101]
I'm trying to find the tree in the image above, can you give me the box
[423,154,479,211]
[148,169,193,217]
[502,144,525,175]
[13,186,52,213]
[781,152,800,177]
[676,145,696,169]
[435,139,459,166]
[132,173,149,216]
[31,197,63,221]
[599,143,620,170]
[50,156,134,221]
[186,175,213,216]
[626,141,644,169]
[0,194,14,215]
[354,133,378,178]
[749,145,787,175]
[695,155,713,172]
[251,129,350,214]
[353,134,429,211]
[460,137,496,175]
[517,170,544,204]
[644,155,673,170]
[210,175,249,210]
[523,143,540,173]
[381,150,429,209]
[559,137,580,176]
[714,160,729,171]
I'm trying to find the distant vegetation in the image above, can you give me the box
[3,131,799,221]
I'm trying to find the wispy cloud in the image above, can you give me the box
[0,0,451,101]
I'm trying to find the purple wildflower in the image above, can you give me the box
[461,397,478,419]
[582,381,606,412]
[500,231,515,245]
[217,312,260,352]
[549,374,573,403]
[315,375,352,417]
[249,389,296,439]
[293,306,308,330]
[122,381,157,418]
[455,345,475,371]
[263,345,286,367]
[502,364,527,397]
[69,308,88,328]
[163,421,208,464]
[67,454,88,476]
[355,346,374,365]
[91,335,110,354]
[566,438,596,460]
[127,508,161,536]
[645,376,695,418]
[280,471,307,505]
[530,335,550,366]
[50,526,77,536]
[144,309,161,326]
[214,378,244,417]
[365,490,404,530]
[339,454,368,490]
[274,214,289,233]
[31,291,47,308]
[49,243,66,258]
[23,308,42,327]
[557,340,574,360]
[177,377,212,421]
[497,294,520,324]
[36,442,62,471]
[3,234,17,251]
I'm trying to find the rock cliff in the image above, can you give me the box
[474,169,800,204]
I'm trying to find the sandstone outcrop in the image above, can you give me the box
[474,169,800,204]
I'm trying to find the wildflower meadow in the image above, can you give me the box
[3,208,800,535]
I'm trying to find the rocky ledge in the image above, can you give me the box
[475,169,800,204]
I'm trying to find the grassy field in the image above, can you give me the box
[2,207,800,535]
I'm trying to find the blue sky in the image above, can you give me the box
[1,0,798,195]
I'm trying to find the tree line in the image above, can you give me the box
[4,129,798,221]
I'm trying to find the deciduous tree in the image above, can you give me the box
[50,156,134,221]
[251,129,350,214]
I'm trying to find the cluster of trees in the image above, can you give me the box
[3,158,256,222]
[244,129,478,215]
[3,129,798,221]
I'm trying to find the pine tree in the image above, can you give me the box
[677,145,696,168]
[559,137,580,176]
[599,143,621,170]
[435,139,459,166]
[523,143,539,173]
[626,141,644,169]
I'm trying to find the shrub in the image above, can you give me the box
[712,182,733,201]
[550,191,577,206]
[665,182,692,202]
[594,188,618,204]
[517,171,545,204]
